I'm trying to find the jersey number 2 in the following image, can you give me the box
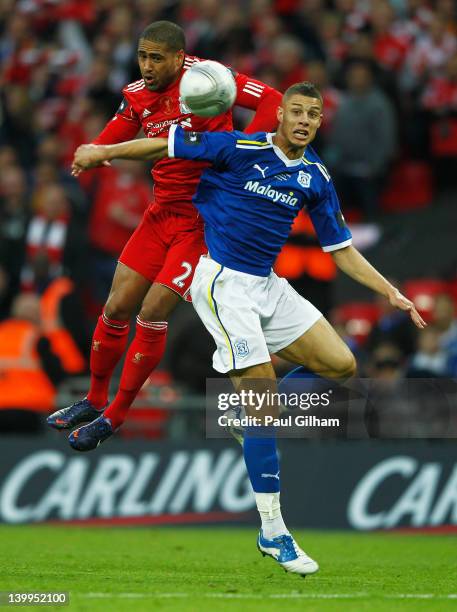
[172,262,192,288]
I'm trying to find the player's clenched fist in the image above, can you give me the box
[72,144,111,176]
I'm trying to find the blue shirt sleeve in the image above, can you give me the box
[307,180,352,252]
[168,124,236,167]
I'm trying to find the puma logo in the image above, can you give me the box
[253,164,268,178]
[93,340,101,352]
[133,352,144,363]
[261,471,280,480]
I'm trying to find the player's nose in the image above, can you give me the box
[143,58,155,73]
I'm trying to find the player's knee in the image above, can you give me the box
[139,296,173,322]
[104,293,133,321]
[332,351,357,380]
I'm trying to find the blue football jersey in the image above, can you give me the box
[168,125,352,276]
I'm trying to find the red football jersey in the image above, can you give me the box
[88,167,150,256]
[93,56,281,217]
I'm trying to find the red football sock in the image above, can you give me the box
[86,312,130,409]
[104,317,168,429]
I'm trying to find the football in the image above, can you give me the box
[179,60,237,118]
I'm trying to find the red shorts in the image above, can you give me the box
[119,206,206,301]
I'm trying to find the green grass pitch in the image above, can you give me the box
[0,526,456,611]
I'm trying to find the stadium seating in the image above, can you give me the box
[447,278,457,306]
[403,279,449,321]
[332,302,380,346]
[381,160,434,212]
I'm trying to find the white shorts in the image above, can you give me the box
[190,256,322,373]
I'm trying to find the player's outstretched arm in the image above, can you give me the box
[234,73,282,133]
[331,245,426,329]
[71,139,169,176]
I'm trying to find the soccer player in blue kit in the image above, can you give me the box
[72,82,425,577]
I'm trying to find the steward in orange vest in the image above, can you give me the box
[0,295,56,413]
[40,277,86,375]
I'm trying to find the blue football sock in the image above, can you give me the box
[279,366,322,383]
[278,367,326,408]
[243,426,280,493]
[278,366,352,438]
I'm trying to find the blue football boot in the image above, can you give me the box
[68,416,115,452]
[47,398,106,430]
[257,529,319,577]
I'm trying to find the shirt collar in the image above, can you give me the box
[266,133,304,167]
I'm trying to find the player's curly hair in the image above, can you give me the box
[283,82,323,104]
[140,21,185,52]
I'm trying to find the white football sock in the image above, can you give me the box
[255,492,289,539]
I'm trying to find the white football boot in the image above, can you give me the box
[257,529,319,577]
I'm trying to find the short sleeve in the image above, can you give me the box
[307,181,352,252]
[115,96,141,123]
[92,95,141,144]
[168,125,235,166]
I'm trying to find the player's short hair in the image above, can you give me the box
[140,21,185,52]
[283,82,323,105]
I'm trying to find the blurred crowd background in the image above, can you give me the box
[0,0,456,438]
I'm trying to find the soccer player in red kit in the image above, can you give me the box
[47,20,282,445]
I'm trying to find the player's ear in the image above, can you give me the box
[277,105,283,124]
[176,49,185,68]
